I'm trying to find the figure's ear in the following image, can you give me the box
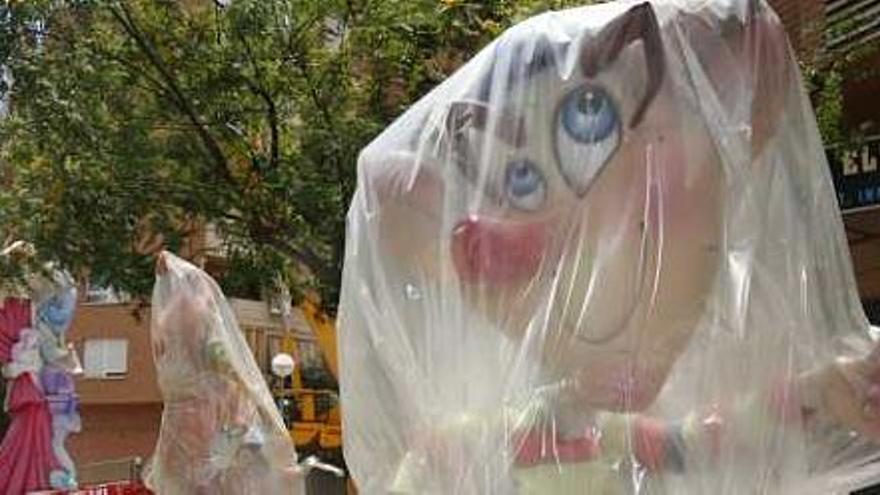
[581,2,665,129]
[444,100,526,172]
[444,101,490,184]
[740,2,792,155]
[679,0,793,156]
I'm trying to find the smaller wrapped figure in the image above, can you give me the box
[145,251,302,494]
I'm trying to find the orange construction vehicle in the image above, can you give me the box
[272,294,354,493]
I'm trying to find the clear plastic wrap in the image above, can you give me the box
[146,252,303,494]
[338,1,880,493]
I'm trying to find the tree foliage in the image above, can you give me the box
[800,16,880,153]
[0,0,591,311]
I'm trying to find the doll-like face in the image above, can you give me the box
[446,5,724,413]
[37,286,78,336]
[369,3,786,413]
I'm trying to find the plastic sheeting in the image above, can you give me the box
[338,1,880,493]
[145,252,303,494]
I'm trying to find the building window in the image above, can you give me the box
[83,281,130,305]
[83,339,128,379]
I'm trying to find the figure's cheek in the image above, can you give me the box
[645,141,719,233]
[451,216,548,286]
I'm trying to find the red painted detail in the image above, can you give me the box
[28,480,153,495]
[632,417,668,472]
[514,428,601,467]
[451,216,546,285]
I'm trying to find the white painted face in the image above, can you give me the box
[365,1,788,413]
[438,5,724,412]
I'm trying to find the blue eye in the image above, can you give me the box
[560,86,619,144]
[555,85,621,195]
[504,159,546,211]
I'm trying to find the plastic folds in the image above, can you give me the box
[339,0,880,493]
[145,252,302,494]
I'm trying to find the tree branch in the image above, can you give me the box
[108,3,234,184]
[235,29,280,170]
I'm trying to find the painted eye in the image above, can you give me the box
[504,159,546,211]
[556,85,621,195]
[561,86,619,143]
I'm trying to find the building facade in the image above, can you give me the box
[67,303,161,483]
[67,295,319,484]
[769,0,880,315]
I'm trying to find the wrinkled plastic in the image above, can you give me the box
[338,1,880,493]
[145,252,302,494]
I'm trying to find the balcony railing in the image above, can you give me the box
[825,0,880,50]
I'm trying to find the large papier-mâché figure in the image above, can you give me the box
[339,0,880,493]
[146,252,303,494]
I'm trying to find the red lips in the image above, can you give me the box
[451,215,547,285]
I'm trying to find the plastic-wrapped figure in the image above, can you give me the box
[339,1,880,493]
[0,257,81,494]
[145,252,303,494]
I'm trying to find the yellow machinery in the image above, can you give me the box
[272,294,360,494]
[274,294,344,466]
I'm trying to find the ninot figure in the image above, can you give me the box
[145,252,303,494]
[0,254,83,495]
[338,0,880,493]
[30,271,83,491]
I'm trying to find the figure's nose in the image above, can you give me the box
[451,215,547,285]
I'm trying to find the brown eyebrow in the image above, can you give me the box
[446,101,527,149]
[581,2,665,128]
[471,3,664,129]
[443,1,667,164]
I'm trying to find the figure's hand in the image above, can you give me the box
[802,343,880,441]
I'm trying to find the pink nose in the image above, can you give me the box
[451,216,547,285]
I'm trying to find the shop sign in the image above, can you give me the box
[829,136,880,212]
